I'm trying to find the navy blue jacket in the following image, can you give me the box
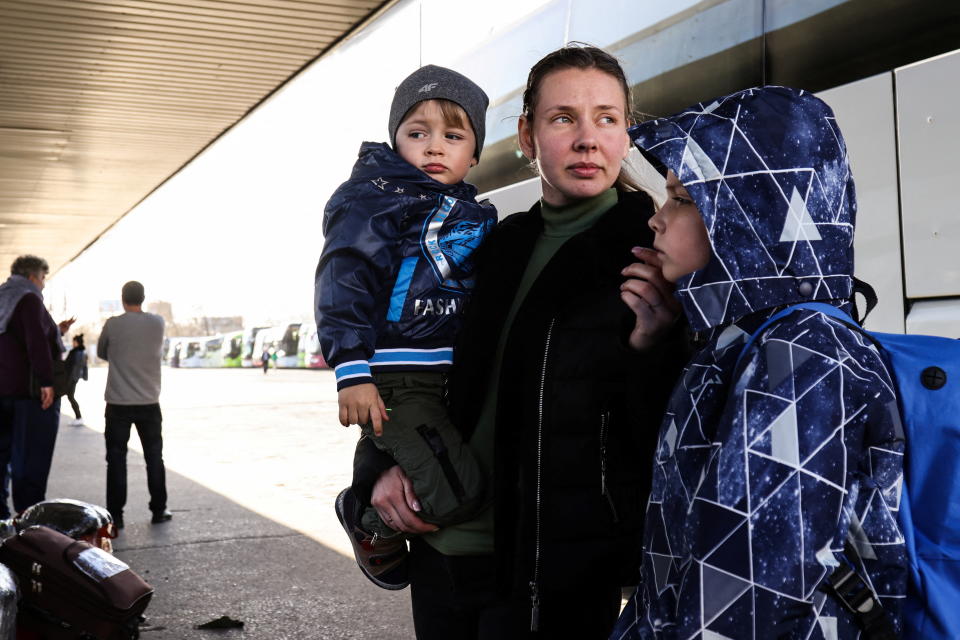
[615,87,906,638]
[315,142,496,390]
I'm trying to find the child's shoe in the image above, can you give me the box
[335,487,409,590]
[71,418,85,427]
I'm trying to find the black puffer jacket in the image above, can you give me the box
[354,190,688,598]
[447,190,687,598]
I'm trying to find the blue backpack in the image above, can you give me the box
[740,301,960,639]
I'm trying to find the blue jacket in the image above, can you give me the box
[614,87,906,638]
[315,142,496,389]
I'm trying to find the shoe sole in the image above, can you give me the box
[334,488,409,591]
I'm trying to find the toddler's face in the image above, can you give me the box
[395,101,476,185]
[648,170,712,282]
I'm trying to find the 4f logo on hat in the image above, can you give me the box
[418,82,439,93]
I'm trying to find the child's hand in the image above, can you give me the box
[338,383,389,435]
[620,247,681,351]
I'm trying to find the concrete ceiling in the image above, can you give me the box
[0,0,391,275]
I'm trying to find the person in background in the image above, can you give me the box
[97,281,170,529]
[64,334,88,427]
[0,255,71,518]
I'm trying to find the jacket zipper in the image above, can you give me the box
[530,317,555,633]
[600,410,619,523]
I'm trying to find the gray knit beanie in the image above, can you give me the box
[389,65,489,160]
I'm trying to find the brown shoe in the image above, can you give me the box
[335,488,408,590]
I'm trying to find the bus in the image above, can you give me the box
[220,331,243,367]
[178,337,207,368]
[274,323,302,368]
[297,321,327,368]
[240,326,268,368]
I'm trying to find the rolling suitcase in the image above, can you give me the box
[0,525,152,639]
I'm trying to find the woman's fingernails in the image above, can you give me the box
[412,500,421,511]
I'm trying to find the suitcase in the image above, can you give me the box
[0,526,152,639]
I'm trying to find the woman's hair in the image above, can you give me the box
[10,255,49,279]
[520,43,642,192]
[522,44,633,122]
[74,334,84,348]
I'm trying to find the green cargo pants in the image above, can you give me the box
[360,372,485,537]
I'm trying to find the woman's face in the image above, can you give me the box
[519,67,631,207]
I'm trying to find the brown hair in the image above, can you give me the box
[400,99,470,134]
[10,255,49,279]
[122,280,145,305]
[522,44,633,121]
[521,43,642,192]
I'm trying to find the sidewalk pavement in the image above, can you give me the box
[43,367,415,639]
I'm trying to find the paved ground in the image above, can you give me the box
[45,366,415,639]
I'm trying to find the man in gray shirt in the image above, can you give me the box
[97,281,170,528]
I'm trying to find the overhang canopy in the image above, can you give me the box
[0,0,390,274]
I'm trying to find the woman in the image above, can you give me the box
[353,45,687,638]
[64,334,88,426]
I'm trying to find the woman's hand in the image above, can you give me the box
[338,383,389,435]
[58,316,76,334]
[39,386,53,410]
[371,465,437,534]
[620,247,682,351]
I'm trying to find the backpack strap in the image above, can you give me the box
[736,303,898,639]
[851,277,879,325]
[734,302,854,370]
[826,541,898,640]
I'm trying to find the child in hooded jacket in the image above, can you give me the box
[613,87,906,638]
[315,65,496,590]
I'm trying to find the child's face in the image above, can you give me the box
[648,170,712,282]
[395,100,476,185]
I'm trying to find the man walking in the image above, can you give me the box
[97,281,170,528]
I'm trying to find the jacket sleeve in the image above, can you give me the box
[14,295,54,386]
[714,319,903,634]
[314,180,402,391]
[97,321,109,362]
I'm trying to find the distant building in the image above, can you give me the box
[146,300,174,325]
[99,299,121,318]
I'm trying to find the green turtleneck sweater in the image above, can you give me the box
[425,188,618,556]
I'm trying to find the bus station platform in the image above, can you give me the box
[44,366,414,639]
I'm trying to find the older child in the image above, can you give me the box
[315,65,496,590]
[614,87,906,638]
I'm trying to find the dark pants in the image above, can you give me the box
[0,396,60,518]
[362,372,484,535]
[65,380,81,419]
[104,403,167,518]
[409,539,621,639]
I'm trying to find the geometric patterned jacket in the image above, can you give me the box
[613,87,907,639]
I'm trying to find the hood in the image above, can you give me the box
[351,142,479,202]
[0,274,42,335]
[630,86,855,332]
